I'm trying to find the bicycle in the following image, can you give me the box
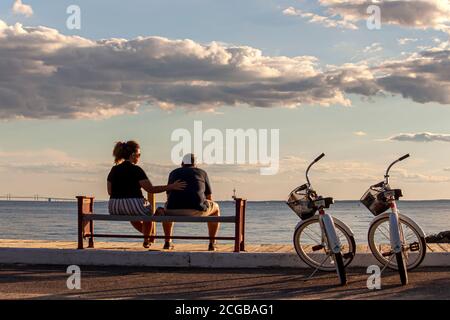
[361,154,427,285]
[287,153,356,286]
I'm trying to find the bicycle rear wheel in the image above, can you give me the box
[368,215,426,270]
[293,217,356,272]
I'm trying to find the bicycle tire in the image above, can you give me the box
[396,252,408,285]
[334,252,347,286]
[293,217,356,272]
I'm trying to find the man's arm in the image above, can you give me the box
[204,171,212,200]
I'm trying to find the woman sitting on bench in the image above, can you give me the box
[107,140,186,248]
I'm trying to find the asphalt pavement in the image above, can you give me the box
[0,265,449,300]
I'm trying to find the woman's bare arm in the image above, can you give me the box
[139,179,186,194]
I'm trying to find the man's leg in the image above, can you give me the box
[207,203,220,245]
[158,207,174,245]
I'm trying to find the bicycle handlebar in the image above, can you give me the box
[385,154,411,182]
[314,153,325,163]
[306,153,325,186]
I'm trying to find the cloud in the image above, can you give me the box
[398,38,418,45]
[387,132,450,142]
[319,0,450,33]
[353,131,367,136]
[0,20,449,119]
[374,43,450,104]
[362,42,383,53]
[393,168,450,183]
[12,0,33,17]
[282,6,358,29]
[0,20,380,119]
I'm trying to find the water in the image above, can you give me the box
[0,200,449,244]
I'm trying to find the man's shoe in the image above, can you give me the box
[163,241,174,250]
[208,243,217,251]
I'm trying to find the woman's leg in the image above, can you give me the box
[131,221,155,244]
[142,222,153,242]
[163,222,174,243]
[130,221,143,233]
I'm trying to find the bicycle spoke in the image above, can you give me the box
[377,224,391,242]
[302,228,322,244]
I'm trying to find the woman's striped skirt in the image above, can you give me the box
[108,198,153,216]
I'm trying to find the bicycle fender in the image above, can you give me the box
[321,214,342,254]
[369,212,426,239]
[295,216,355,238]
[332,217,355,238]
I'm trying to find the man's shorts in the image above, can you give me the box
[164,200,219,217]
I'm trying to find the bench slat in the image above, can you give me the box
[83,214,236,223]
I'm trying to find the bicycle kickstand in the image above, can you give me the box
[380,254,396,274]
[302,254,331,281]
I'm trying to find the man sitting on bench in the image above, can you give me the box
[162,153,221,251]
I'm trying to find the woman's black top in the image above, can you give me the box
[107,161,148,199]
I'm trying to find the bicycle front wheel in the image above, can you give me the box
[396,252,408,285]
[293,217,356,272]
[333,252,347,286]
[368,215,426,271]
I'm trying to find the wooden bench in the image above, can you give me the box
[77,194,247,252]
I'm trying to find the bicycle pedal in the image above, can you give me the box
[312,244,325,251]
[409,242,420,252]
[343,252,354,260]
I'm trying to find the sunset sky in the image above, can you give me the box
[1,0,450,201]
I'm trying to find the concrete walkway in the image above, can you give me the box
[0,239,449,268]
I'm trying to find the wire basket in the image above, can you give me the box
[287,188,316,220]
[360,188,390,216]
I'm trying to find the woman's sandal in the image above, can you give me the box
[143,240,152,248]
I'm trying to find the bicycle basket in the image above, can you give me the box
[286,187,316,220]
[360,187,390,216]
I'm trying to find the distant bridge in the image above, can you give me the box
[0,194,75,202]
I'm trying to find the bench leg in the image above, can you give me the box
[234,220,241,253]
[234,239,240,253]
[87,221,94,248]
[77,218,84,250]
[77,236,84,250]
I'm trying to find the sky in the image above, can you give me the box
[0,0,450,201]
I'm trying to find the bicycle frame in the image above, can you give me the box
[383,154,410,254]
[305,154,342,255]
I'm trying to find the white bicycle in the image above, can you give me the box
[287,153,356,286]
[361,154,427,285]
